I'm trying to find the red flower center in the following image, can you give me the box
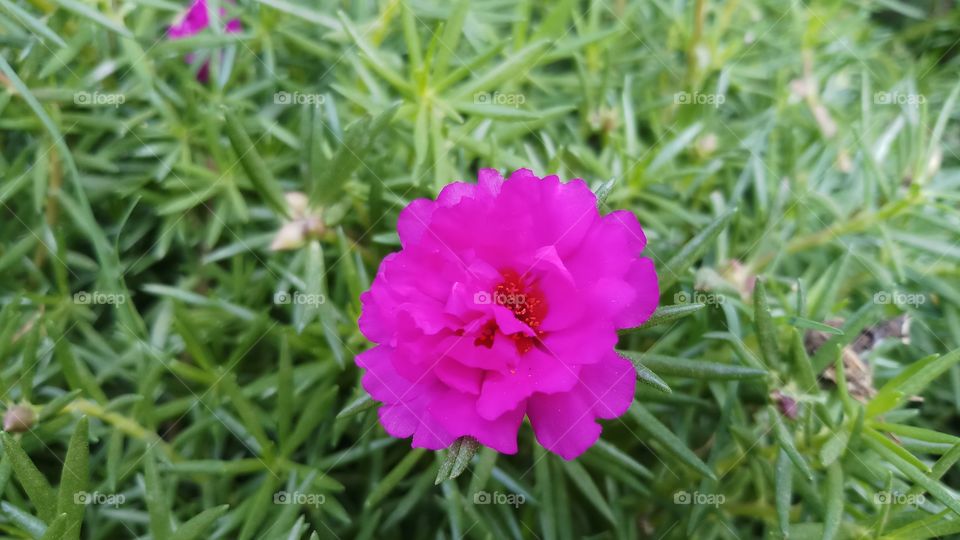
[474,270,548,353]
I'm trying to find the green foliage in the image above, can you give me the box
[1,0,959,538]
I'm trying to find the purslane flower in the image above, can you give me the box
[168,0,241,81]
[357,169,659,459]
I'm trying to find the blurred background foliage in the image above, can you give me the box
[1,0,960,538]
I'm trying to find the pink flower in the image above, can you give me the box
[357,169,659,459]
[168,0,241,81]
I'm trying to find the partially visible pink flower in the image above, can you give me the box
[168,0,241,81]
[356,169,659,460]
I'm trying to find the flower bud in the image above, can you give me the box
[270,221,307,251]
[284,191,309,219]
[3,405,35,433]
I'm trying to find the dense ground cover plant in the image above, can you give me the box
[1,0,959,538]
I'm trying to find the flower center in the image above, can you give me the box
[473,270,548,353]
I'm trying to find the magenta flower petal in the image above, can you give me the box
[476,348,579,420]
[169,0,242,38]
[168,0,211,38]
[434,357,484,395]
[580,351,638,419]
[396,199,437,247]
[167,0,242,81]
[615,258,660,328]
[527,390,602,460]
[428,390,525,454]
[378,404,417,438]
[224,18,241,33]
[528,352,636,459]
[355,345,413,404]
[357,168,659,459]
[540,318,617,367]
